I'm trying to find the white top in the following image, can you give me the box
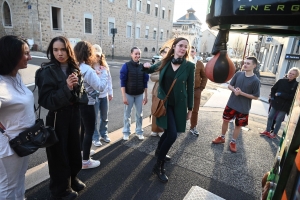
[0,74,35,158]
[80,63,108,105]
[94,64,113,98]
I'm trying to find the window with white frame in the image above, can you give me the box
[84,13,93,34]
[51,6,62,30]
[155,4,158,17]
[108,17,115,36]
[160,29,163,40]
[126,22,132,38]
[168,9,171,20]
[162,7,165,19]
[137,0,142,12]
[145,26,149,38]
[146,1,150,14]
[3,1,12,27]
[153,29,157,39]
[136,26,140,38]
[128,0,132,8]
[166,30,169,39]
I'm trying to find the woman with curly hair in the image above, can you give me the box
[74,41,108,169]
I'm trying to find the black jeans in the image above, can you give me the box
[45,105,82,197]
[80,104,96,160]
[157,105,178,161]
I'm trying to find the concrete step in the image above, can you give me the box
[183,186,225,200]
[260,75,276,86]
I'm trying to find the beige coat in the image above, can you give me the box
[150,71,160,96]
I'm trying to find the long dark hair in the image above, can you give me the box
[46,36,79,73]
[0,35,28,75]
[157,37,190,71]
[74,41,97,67]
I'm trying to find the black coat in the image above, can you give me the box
[270,78,298,114]
[36,62,81,111]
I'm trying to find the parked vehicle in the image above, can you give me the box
[152,54,162,64]
[196,56,203,61]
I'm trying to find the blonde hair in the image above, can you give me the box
[288,67,300,78]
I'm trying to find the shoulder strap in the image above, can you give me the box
[163,79,177,101]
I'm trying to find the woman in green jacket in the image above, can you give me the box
[143,37,195,183]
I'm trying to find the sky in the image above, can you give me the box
[173,0,209,30]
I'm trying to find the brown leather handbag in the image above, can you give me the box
[151,79,177,118]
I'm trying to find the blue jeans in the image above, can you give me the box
[123,93,143,136]
[266,107,286,134]
[157,105,177,161]
[92,97,109,141]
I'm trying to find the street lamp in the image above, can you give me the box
[111,28,117,60]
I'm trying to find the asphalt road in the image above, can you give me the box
[27,57,155,168]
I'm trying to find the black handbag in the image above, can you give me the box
[5,106,59,157]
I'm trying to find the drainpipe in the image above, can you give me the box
[156,0,162,53]
[36,0,43,51]
[133,0,137,47]
[100,0,103,47]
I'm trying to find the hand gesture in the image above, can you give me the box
[234,87,241,96]
[143,62,151,68]
[108,95,113,101]
[66,73,78,90]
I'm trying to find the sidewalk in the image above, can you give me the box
[25,80,278,200]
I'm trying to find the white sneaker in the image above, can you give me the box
[137,134,144,140]
[92,140,102,147]
[81,150,96,157]
[82,159,100,169]
[90,150,95,156]
[150,132,158,136]
[100,136,111,143]
[123,135,129,141]
[158,132,164,137]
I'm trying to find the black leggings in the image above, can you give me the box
[80,105,96,160]
[157,105,178,161]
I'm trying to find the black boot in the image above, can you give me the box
[152,160,168,183]
[155,149,171,161]
[71,177,86,192]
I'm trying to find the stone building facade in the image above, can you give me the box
[0,0,174,58]
[199,29,216,55]
[172,8,202,52]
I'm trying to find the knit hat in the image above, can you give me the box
[93,44,102,56]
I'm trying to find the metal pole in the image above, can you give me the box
[112,34,115,60]
[242,33,249,61]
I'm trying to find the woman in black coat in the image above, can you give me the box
[260,67,299,139]
[37,36,86,199]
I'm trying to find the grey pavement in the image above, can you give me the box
[24,53,277,199]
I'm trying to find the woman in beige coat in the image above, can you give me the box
[150,46,170,137]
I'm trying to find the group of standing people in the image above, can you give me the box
[0,35,113,199]
[0,33,299,199]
